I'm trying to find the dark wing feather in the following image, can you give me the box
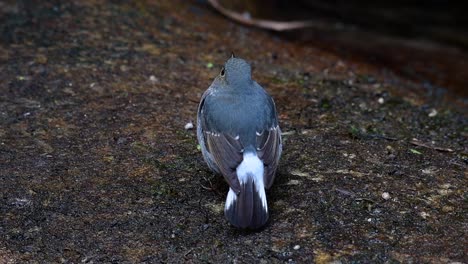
[205,132,243,194]
[256,126,282,189]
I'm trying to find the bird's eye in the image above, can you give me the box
[220,67,225,77]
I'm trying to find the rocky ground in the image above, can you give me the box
[0,1,466,263]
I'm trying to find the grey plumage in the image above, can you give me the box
[197,56,282,229]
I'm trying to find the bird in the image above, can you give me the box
[197,55,282,229]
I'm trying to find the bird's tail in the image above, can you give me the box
[224,152,268,229]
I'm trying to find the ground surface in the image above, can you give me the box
[0,1,467,263]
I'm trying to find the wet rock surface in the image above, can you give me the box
[0,1,466,263]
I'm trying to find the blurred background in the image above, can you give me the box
[209,0,468,104]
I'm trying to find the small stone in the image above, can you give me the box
[149,75,158,83]
[381,192,391,200]
[184,122,193,130]
[428,109,438,117]
[286,179,301,185]
[442,206,454,213]
[420,212,429,219]
[293,245,300,250]
[378,97,384,104]
[422,168,434,175]
[120,65,128,72]
[386,145,395,154]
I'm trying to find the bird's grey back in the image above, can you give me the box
[202,81,277,148]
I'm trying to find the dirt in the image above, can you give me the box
[0,1,466,263]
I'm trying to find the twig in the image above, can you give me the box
[370,134,398,141]
[188,98,200,104]
[449,160,466,168]
[200,184,213,191]
[410,139,454,152]
[184,249,193,258]
[200,175,222,195]
[207,0,327,31]
[354,197,377,204]
[335,188,355,197]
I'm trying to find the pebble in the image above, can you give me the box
[442,206,454,213]
[10,198,31,208]
[184,122,193,130]
[381,192,391,200]
[428,109,438,117]
[149,75,158,83]
[378,97,385,104]
[420,212,429,219]
[286,179,301,185]
[293,245,300,250]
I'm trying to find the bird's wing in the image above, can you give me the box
[256,125,282,189]
[205,132,243,194]
[198,90,243,194]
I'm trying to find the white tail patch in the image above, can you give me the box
[225,188,237,212]
[236,152,267,210]
[236,153,264,184]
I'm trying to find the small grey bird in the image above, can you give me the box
[197,55,282,229]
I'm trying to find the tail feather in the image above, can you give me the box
[251,181,269,228]
[224,173,268,229]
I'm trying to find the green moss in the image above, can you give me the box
[152,182,177,198]
[349,125,361,139]
[409,148,422,155]
[319,98,331,109]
